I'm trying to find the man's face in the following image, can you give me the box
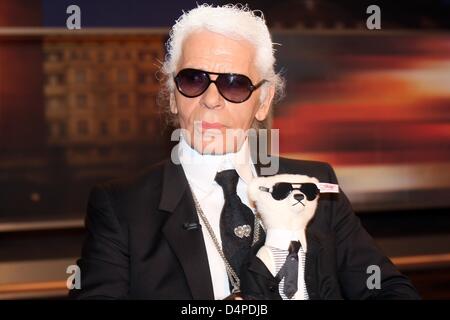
[172,30,274,154]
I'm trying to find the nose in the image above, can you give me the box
[293,193,304,202]
[199,77,223,110]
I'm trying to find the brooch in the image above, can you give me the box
[234,225,251,238]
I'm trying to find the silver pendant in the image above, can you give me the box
[234,224,252,238]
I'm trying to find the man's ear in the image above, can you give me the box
[255,84,275,121]
[170,92,178,114]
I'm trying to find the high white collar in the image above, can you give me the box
[178,135,256,196]
[265,229,307,252]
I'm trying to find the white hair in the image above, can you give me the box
[159,3,285,128]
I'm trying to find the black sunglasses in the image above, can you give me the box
[174,68,267,103]
[259,182,320,201]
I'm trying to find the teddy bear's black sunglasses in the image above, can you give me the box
[259,182,320,201]
[174,68,267,103]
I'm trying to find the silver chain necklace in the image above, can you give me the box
[189,186,261,294]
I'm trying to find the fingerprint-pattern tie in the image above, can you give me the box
[215,169,255,278]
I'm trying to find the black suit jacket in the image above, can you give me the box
[69,151,420,300]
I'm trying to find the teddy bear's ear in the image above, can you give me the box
[248,177,264,202]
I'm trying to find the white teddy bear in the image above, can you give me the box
[247,174,323,300]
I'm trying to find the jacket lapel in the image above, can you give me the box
[159,146,214,299]
[305,228,343,299]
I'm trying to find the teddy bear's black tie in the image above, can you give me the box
[276,241,301,299]
[215,169,255,279]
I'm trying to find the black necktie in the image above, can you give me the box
[276,241,301,299]
[215,169,255,278]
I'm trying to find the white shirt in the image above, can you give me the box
[178,136,257,300]
[265,230,309,300]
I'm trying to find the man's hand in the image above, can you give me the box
[223,293,244,300]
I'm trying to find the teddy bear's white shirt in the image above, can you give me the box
[259,229,309,300]
[268,246,308,300]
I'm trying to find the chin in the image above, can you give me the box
[195,140,234,155]
[190,136,239,155]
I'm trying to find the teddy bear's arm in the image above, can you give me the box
[256,246,276,276]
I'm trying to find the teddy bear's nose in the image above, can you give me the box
[293,193,305,202]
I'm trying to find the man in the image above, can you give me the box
[69,4,419,300]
